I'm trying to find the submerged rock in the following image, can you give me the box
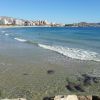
[66,80,85,92]
[74,85,85,92]
[23,73,29,76]
[92,96,100,100]
[43,97,54,100]
[82,74,100,86]
[65,73,100,92]
[66,83,76,92]
[93,77,99,83]
[47,70,55,74]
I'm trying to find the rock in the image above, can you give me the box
[54,95,66,100]
[23,73,29,75]
[78,96,92,100]
[92,96,100,100]
[66,95,78,100]
[82,74,93,86]
[74,85,85,92]
[43,97,51,100]
[54,95,78,100]
[83,79,92,86]
[66,74,100,93]
[47,70,55,74]
[66,81,84,92]
[92,77,99,83]
[66,82,76,92]
[82,74,100,86]
[49,95,95,100]
[43,97,54,100]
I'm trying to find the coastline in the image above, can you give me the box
[0,25,52,28]
[0,25,100,29]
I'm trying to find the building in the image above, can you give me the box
[0,19,7,25]
[0,16,66,27]
[0,17,14,25]
[14,19,25,26]
[0,20,3,25]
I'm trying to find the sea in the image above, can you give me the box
[0,27,100,99]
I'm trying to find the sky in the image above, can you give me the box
[0,0,100,23]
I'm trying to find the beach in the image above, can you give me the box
[0,25,50,29]
[0,27,100,100]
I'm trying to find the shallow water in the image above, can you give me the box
[0,27,100,100]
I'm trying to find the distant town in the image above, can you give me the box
[0,16,100,27]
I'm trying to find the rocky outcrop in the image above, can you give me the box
[78,96,92,100]
[43,95,100,100]
[1,95,100,100]
[54,95,78,100]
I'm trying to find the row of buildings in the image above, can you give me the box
[1,16,99,27]
[0,16,64,27]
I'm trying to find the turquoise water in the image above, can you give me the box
[0,27,100,61]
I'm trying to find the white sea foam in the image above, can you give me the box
[14,38,27,42]
[1,31,6,33]
[13,37,100,62]
[0,31,5,34]
[5,34,9,36]
[38,44,100,62]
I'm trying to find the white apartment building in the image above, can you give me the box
[14,19,25,26]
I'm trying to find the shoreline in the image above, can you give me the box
[0,25,52,28]
[0,25,100,29]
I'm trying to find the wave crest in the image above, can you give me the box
[14,38,27,42]
[13,37,100,62]
[38,44,100,62]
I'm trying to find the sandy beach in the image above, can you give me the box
[0,25,51,29]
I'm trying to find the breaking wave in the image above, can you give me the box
[5,34,9,36]
[14,37,27,42]
[1,31,6,33]
[14,37,38,46]
[38,44,100,62]
[14,37,100,62]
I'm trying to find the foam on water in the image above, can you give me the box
[13,37,100,62]
[38,44,100,62]
[5,34,9,36]
[14,37,38,46]
[14,37,27,42]
[1,31,6,33]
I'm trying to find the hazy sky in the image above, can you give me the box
[0,0,100,23]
